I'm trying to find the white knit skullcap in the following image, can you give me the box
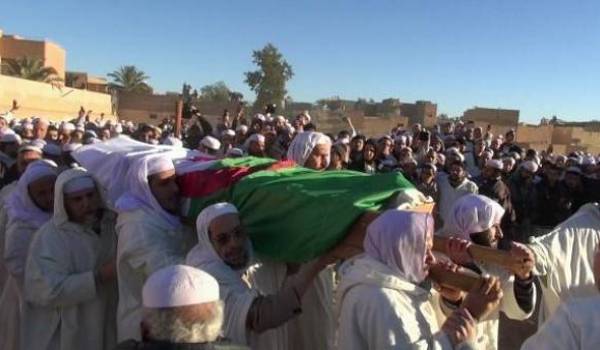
[142,265,219,308]
[201,136,221,151]
[221,129,235,137]
[147,156,174,176]
[521,160,539,173]
[236,125,249,133]
[63,175,96,194]
[485,159,504,170]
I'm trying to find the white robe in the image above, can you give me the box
[437,262,535,350]
[336,254,471,350]
[186,244,334,350]
[437,175,478,226]
[521,295,600,350]
[116,208,195,342]
[527,203,600,324]
[0,182,17,293]
[22,172,118,350]
[0,218,40,350]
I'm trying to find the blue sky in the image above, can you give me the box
[1,0,599,122]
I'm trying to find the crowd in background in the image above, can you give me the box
[0,104,599,350]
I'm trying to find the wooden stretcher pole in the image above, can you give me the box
[433,236,522,271]
[428,264,483,292]
[175,99,183,139]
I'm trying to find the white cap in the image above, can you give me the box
[0,130,21,144]
[236,125,249,134]
[226,148,244,157]
[201,136,221,151]
[521,160,539,173]
[254,114,266,122]
[485,159,504,170]
[62,123,76,132]
[18,144,43,154]
[221,129,235,137]
[142,265,219,308]
[63,175,96,194]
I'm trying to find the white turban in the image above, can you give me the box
[445,194,505,239]
[521,160,539,173]
[201,136,221,151]
[142,265,219,308]
[286,131,331,166]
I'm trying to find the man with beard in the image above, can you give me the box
[441,194,536,350]
[243,134,266,158]
[477,159,516,239]
[22,168,118,350]
[509,161,538,241]
[437,160,478,226]
[115,154,196,342]
[187,203,336,350]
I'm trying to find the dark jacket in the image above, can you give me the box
[531,178,571,227]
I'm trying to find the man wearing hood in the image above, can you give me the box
[0,160,57,350]
[186,203,336,350]
[286,131,331,170]
[115,154,196,342]
[336,209,503,350]
[0,144,42,293]
[439,194,536,350]
[22,168,118,350]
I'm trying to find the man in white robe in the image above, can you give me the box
[187,202,336,350]
[336,209,502,350]
[0,159,57,350]
[526,202,600,324]
[22,168,118,350]
[521,241,600,350]
[116,153,196,341]
[440,194,536,350]
[0,144,42,292]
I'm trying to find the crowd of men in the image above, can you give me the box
[0,104,599,350]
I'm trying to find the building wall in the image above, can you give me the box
[463,107,519,127]
[400,100,437,127]
[0,75,112,121]
[0,34,66,80]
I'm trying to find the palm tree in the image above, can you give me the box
[107,65,153,94]
[4,56,63,84]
